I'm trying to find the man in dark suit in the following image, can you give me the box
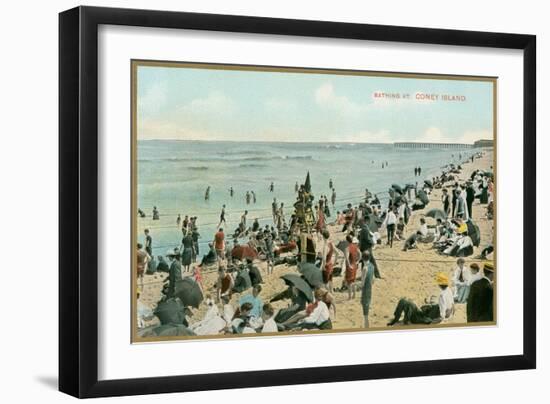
[165,248,182,298]
[467,262,495,322]
[466,181,476,219]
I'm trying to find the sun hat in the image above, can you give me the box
[436,272,450,286]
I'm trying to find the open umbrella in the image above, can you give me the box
[466,220,481,247]
[174,277,204,309]
[231,245,258,260]
[417,189,430,204]
[391,184,403,194]
[154,298,186,324]
[426,208,447,221]
[298,262,324,288]
[281,273,313,302]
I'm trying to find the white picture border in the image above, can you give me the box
[98,25,523,381]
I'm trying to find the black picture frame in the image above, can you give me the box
[59,5,536,398]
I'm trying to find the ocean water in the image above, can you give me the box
[137,140,473,255]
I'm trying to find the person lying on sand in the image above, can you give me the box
[387,273,454,326]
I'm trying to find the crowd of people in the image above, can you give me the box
[136,151,495,338]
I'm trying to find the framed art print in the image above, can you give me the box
[59,6,536,398]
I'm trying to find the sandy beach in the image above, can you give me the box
[138,150,494,333]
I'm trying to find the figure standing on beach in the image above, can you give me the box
[359,218,382,279]
[360,250,375,328]
[214,228,225,261]
[152,206,159,220]
[455,189,466,219]
[136,243,149,287]
[204,186,211,201]
[344,236,360,300]
[246,191,251,205]
[321,229,335,293]
[229,187,234,197]
[252,191,257,204]
[295,182,299,193]
[331,189,336,206]
[191,226,200,262]
[277,203,285,231]
[240,210,248,231]
[176,214,181,227]
[180,232,194,272]
[272,198,278,222]
[442,188,450,217]
[451,183,459,217]
[329,178,333,189]
[269,182,274,192]
[166,248,182,297]
[466,181,475,218]
[144,228,152,258]
[467,262,494,322]
[265,232,274,275]
[315,204,325,239]
[217,205,226,228]
[382,207,397,248]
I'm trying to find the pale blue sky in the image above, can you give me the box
[137,64,494,144]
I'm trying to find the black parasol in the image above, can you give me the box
[154,298,186,325]
[298,262,324,288]
[426,208,447,221]
[466,220,481,247]
[281,273,314,302]
[174,277,204,309]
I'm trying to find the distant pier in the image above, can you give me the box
[394,142,473,150]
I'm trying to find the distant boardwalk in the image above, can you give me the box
[394,142,473,150]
